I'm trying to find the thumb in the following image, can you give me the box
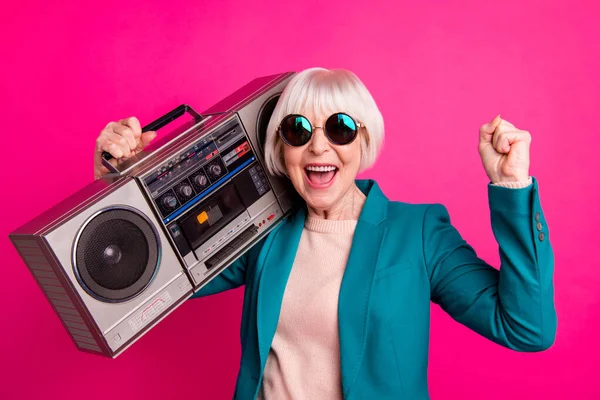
[139,130,157,148]
[479,114,502,144]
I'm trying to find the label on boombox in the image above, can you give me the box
[139,113,287,287]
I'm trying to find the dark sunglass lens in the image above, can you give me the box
[326,113,358,145]
[281,115,312,146]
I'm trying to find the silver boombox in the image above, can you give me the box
[9,72,297,357]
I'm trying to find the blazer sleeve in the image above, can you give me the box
[423,176,557,351]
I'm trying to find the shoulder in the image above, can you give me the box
[383,202,448,241]
[370,181,451,231]
[354,178,450,226]
[378,182,444,224]
[386,201,449,220]
[386,200,429,218]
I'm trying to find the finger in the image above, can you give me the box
[119,116,142,140]
[97,135,126,159]
[112,124,137,152]
[96,128,119,152]
[491,120,525,149]
[479,114,502,144]
[492,126,518,151]
[493,130,528,154]
[496,119,519,131]
[104,130,132,157]
[494,132,516,154]
[105,120,118,130]
[95,128,112,152]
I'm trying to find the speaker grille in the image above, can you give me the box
[73,207,160,303]
[11,238,103,353]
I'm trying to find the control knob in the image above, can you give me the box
[194,174,208,187]
[179,185,193,197]
[162,195,177,209]
[209,164,222,177]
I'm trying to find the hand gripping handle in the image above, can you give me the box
[101,104,202,173]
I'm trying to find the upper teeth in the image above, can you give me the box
[306,165,336,172]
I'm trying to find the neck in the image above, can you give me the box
[306,183,366,220]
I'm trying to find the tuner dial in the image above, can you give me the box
[162,195,177,209]
[194,174,208,187]
[209,164,222,176]
[179,185,193,197]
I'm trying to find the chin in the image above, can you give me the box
[302,182,346,210]
[289,168,351,211]
[304,195,338,211]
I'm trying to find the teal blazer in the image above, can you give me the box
[191,178,557,399]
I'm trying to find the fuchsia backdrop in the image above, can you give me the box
[1,0,598,398]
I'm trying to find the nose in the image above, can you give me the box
[308,126,329,155]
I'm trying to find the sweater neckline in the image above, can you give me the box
[304,216,358,233]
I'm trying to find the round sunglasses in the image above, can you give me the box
[276,112,364,147]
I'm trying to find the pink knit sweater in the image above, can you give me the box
[257,177,533,399]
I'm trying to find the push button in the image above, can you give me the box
[112,333,122,344]
[197,211,208,224]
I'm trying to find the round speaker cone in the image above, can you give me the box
[103,244,122,265]
[74,207,160,302]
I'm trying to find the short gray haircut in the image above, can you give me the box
[264,67,385,176]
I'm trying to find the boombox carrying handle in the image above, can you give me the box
[101,104,203,174]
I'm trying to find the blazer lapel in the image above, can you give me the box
[338,180,389,398]
[256,206,306,372]
[254,179,389,396]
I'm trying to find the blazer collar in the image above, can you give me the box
[354,179,388,226]
[256,179,390,395]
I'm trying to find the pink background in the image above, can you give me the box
[1,0,598,398]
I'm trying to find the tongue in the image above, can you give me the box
[307,170,335,185]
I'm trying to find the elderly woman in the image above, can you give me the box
[94,68,557,400]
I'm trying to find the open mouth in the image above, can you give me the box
[304,165,338,187]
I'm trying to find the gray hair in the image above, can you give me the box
[264,67,385,176]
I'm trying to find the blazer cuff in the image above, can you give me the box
[488,176,536,214]
[491,176,533,189]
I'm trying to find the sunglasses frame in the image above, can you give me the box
[276,112,364,147]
